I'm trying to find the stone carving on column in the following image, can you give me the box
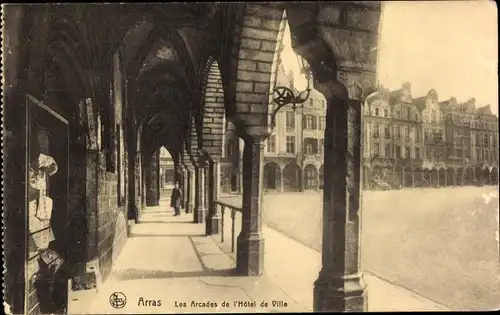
[206,157,221,235]
[192,154,209,224]
[236,134,267,276]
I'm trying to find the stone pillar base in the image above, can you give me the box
[313,273,367,312]
[236,233,265,276]
[70,260,102,292]
[194,207,206,223]
[205,215,220,235]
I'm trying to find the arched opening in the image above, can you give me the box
[394,166,403,189]
[414,168,424,187]
[304,164,318,190]
[319,165,324,189]
[481,167,490,185]
[201,58,227,160]
[283,162,301,192]
[431,168,439,187]
[220,164,233,193]
[475,166,483,183]
[446,168,455,186]
[404,167,413,187]
[456,168,463,186]
[263,162,281,192]
[199,57,228,227]
[491,167,498,185]
[465,167,474,185]
[159,146,175,198]
[371,166,381,189]
[438,168,446,187]
[423,169,432,187]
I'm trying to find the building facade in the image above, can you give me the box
[364,83,498,189]
[159,147,175,192]
[222,81,499,192]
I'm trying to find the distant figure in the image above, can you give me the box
[170,182,183,216]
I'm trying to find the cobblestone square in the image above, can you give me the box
[222,186,500,310]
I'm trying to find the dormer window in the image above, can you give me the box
[384,109,388,117]
[375,108,379,116]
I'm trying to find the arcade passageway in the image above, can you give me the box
[4,2,381,313]
[68,199,447,313]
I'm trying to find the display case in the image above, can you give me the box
[25,95,69,315]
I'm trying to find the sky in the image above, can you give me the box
[281,1,498,114]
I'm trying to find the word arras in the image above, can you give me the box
[138,297,161,307]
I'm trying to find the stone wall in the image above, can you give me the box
[96,170,128,282]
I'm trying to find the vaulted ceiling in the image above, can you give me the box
[113,4,228,156]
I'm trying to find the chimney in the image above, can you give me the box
[403,81,411,91]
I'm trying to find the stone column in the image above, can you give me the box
[135,151,142,218]
[156,152,160,204]
[236,135,266,276]
[299,168,305,192]
[204,167,210,209]
[181,166,188,211]
[146,150,159,206]
[238,163,244,194]
[186,165,195,213]
[313,84,367,312]
[193,157,208,223]
[206,158,221,235]
[280,166,284,192]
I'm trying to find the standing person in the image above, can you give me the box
[170,182,183,216]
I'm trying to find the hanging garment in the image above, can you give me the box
[29,196,55,250]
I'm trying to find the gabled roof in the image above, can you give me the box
[412,96,427,111]
[439,97,458,112]
[389,89,403,105]
[476,105,494,116]
[365,86,390,106]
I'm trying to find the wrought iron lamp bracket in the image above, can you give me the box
[270,86,311,129]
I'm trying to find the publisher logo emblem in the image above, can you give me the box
[109,292,127,309]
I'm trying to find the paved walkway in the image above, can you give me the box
[69,200,448,313]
